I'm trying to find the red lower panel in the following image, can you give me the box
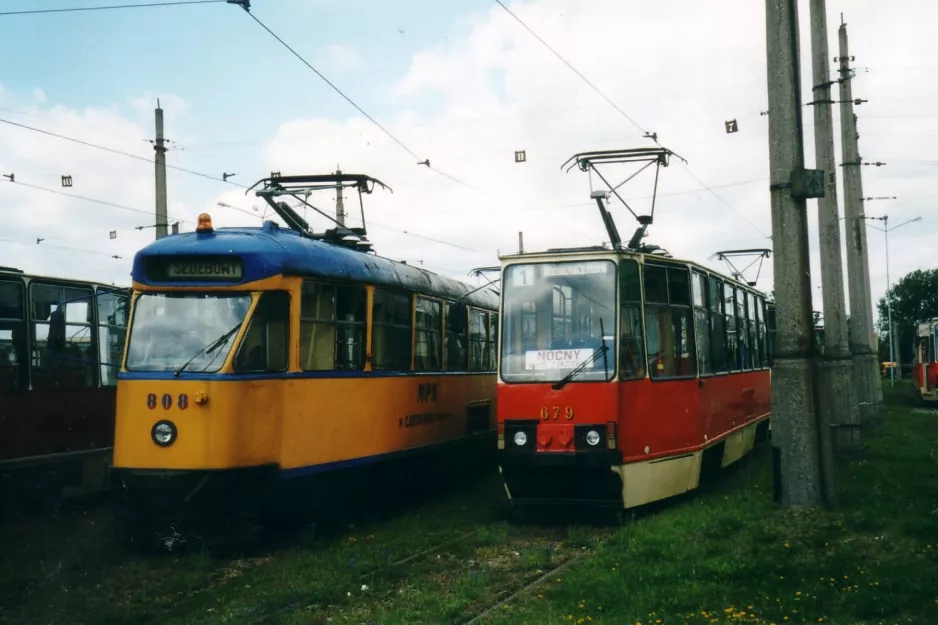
[0,388,115,461]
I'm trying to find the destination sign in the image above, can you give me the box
[524,348,592,371]
[541,261,611,277]
[165,259,243,280]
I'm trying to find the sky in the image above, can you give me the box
[1,0,936,327]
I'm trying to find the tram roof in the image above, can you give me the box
[130,222,499,308]
[0,266,128,291]
[498,246,768,295]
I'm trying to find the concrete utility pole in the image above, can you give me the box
[838,20,882,422]
[154,100,168,240]
[335,166,346,227]
[808,0,861,452]
[764,0,836,507]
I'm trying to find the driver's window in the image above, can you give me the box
[619,259,645,380]
[234,291,290,373]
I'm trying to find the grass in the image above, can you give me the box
[1,381,935,624]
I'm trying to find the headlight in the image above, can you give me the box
[152,420,177,447]
[585,430,601,446]
[513,431,528,446]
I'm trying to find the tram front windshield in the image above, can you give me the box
[500,260,617,383]
[126,292,252,373]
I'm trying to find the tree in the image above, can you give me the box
[876,268,938,366]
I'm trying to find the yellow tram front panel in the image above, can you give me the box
[113,379,283,470]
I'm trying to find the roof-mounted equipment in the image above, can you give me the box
[245,173,392,253]
[561,146,686,256]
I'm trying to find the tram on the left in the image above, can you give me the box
[0,266,129,509]
[109,174,500,534]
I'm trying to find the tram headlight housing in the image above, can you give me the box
[513,431,528,447]
[151,420,177,447]
[585,430,601,446]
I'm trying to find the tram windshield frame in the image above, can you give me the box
[125,291,253,373]
[499,259,617,384]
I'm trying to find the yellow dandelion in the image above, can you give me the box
[796,592,801,596]
[818,619,824,623]
[556,578,563,583]
[537,594,543,599]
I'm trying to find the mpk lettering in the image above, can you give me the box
[417,382,438,403]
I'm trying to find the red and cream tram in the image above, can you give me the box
[495,147,772,510]
[0,266,129,509]
[912,318,938,404]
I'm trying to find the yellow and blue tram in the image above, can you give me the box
[108,212,499,530]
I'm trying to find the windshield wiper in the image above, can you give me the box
[174,322,244,377]
[552,318,610,390]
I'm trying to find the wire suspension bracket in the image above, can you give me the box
[708,248,772,287]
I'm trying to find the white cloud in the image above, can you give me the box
[3,0,936,323]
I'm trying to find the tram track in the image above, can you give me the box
[462,550,588,625]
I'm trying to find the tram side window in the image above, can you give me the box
[489,313,498,371]
[619,259,646,380]
[372,289,412,371]
[414,297,442,371]
[469,309,490,371]
[708,278,727,372]
[30,283,96,390]
[97,291,129,387]
[724,283,739,371]
[766,303,777,366]
[234,291,290,373]
[692,272,712,375]
[300,282,366,371]
[748,292,760,369]
[644,264,696,379]
[735,287,750,370]
[0,280,28,392]
[444,302,468,371]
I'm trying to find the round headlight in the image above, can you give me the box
[152,420,177,447]
[513,431,528,446]
[585,429,601,446]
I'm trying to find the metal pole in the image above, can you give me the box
[765,0,833,507]
[809,0,861,452]
[884,218,895,387]
[838,20,880,423]
[335,166,345,227]
[154,100,168,241]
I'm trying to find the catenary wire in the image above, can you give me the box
[0,0,225,17]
